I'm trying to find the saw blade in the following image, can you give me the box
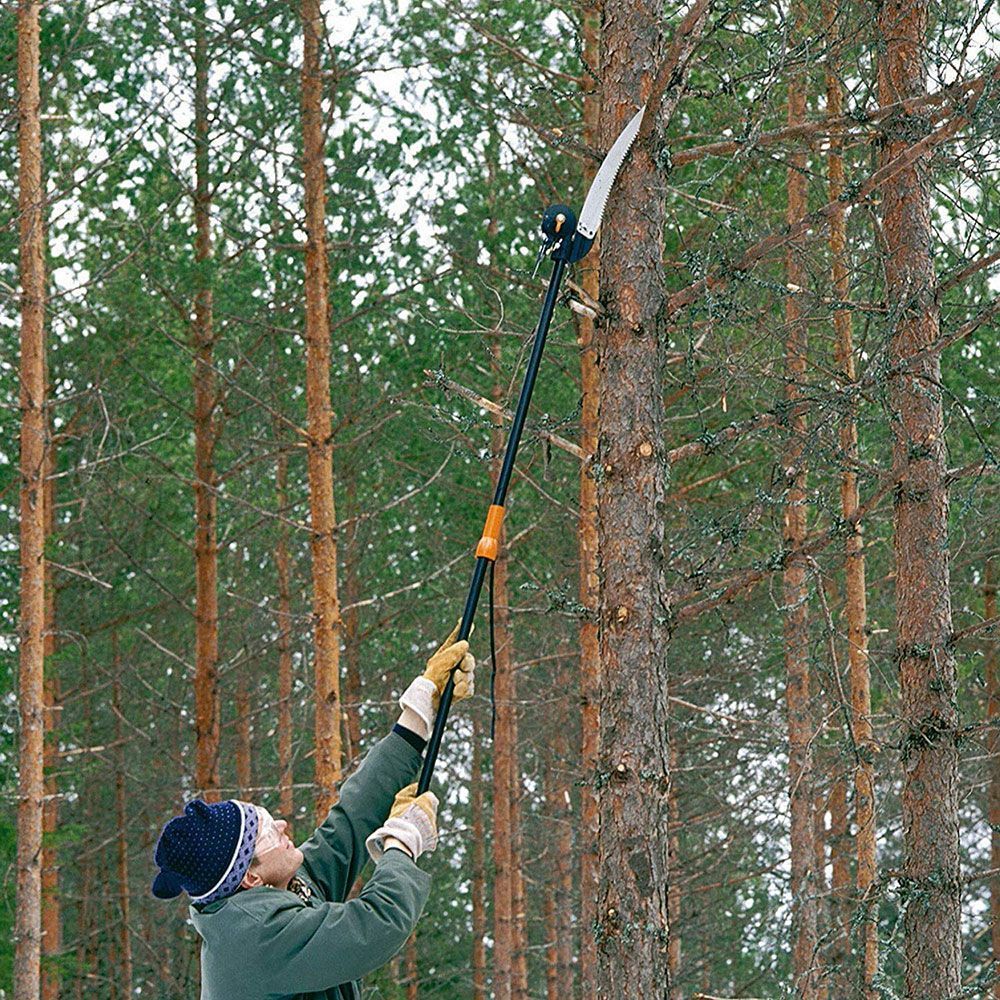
[575,105,646,240]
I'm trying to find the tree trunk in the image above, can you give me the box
[274,428,295,818]
[986,560,999,999]
[782,5,818,991]
[822,4,878,989]
[577,4,602,993]
[192,0,220,802]
[301,0,343,819]
[41,388,60,1000]
[15,1,46,994]
[342,474,363,770]
[236,667,253,797]
[490,333,528,1000]
[667,738,682,999]
[471,707,487,1000]
[405,931,418,1000]
[878,0,961,992]
[594,5,672,996]
[113,644,133,1000]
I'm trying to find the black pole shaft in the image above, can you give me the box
[417,256,568,794]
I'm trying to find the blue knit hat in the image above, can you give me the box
[151,799,259,904]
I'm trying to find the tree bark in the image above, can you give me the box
[236,667,253,797]
[822,4,877,988]
[405,931,418,1000]
[577,4,602,993]
[15,1,47,994]
[342,474,363,771]
[301,0,343,819]
[782,5,819,992]
[490,332,528,1000]
[594,4,672,995]
[986,559,999,999]
[274,426,295,818]
[471,707,487,1000]
[113,642,133,1000]
[192,0,221,801]
[878,0,962,992]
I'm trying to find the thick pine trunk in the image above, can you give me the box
[301,0,343,819]
[878,0,961,992]
[192,1,220,801]
[275,433,295,817]
[576,5,602,993]
[822,6,877,987]
[594,5,671,996]
[15,1,46,994]
[782,6,819,991]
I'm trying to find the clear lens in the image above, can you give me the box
[254,806,282,857]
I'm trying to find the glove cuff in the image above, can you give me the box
[398,677,438,740]
[366,813,437,862]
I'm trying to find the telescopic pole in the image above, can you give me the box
[417,254,568,794]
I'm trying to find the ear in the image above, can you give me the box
[241,868,263,890]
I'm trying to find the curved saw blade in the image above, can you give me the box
[576,105,646,240]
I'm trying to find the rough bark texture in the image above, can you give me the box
[193,2,220,801]
[823,5,877,988]
[782,7,818,992]
[986,560,999,999]
[594,4,671,996]
[490,335,528,1000]
[15,2,46,994]
[301,0,343,818]
[274,435,295,818]
[878,0,961,993]
[576,6,602,992]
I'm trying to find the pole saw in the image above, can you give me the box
[417,105,647,795]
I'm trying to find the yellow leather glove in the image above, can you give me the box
[365,783,439,861]
[398,622,476,740]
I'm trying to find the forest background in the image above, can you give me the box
[1,0,998,997]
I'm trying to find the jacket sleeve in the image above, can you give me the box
[299,728,423,902]
[252,850,432,995]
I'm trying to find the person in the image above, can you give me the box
[150,624,475,1000]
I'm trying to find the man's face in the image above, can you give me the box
[242,807,304,890]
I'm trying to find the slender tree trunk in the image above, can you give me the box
[405,931,418,1000]
[274,427,295,818]
[490,332,527,1000]
[41,393,60,1000]
[192,0,220,802]
[471,708,487,1000]
[577,5,602,993]
[986,560,999,999]
[112,642,133,1000]
[822,6,879,988]
[828,757,851,993]
[783,5,818,992]
[75,658,95,1000]
[15,1,46,994]
[342,474,363,770]
[667,738,682,999]
[594,5,672,996]
[301,0,343,819]
[236,667,253,797]
[878,0,961,992]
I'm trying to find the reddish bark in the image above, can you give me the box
[878,0,961,991]
[236,668,253,797]
[15,1,47,993]
[471,709,487,1000]
[301,0,343,817]
[274,435,295,817]
[192,1,220,801]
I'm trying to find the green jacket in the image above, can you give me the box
[190,730,432,1000]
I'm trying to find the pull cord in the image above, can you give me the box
[489,559,497,741]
